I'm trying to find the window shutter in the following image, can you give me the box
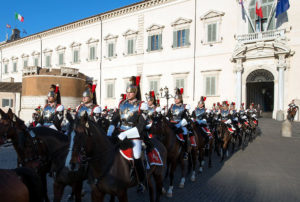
[173,31,177,48]
[158,34,162,50]
[147,36,151,52]
[206,77,211,95]
[212,24,217,42]
[127,40,130,54]
[207,24,212,42]
[186,29,190,45]
[211,76,216,95]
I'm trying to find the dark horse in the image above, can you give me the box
[216,121,232,161]
[68,114,167,202]
[0,108,86,202]
[150,115,193,198]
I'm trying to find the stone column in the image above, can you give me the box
[235,59,243,110]
[276,54,287,121]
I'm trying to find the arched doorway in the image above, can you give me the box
[246,69,274,114]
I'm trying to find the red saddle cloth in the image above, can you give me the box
[244,121,249,126]
[253,120,258,125]
[227,127,234,134]
[148,133,154,138]
[190,136,197,147]
[120,148,134,161]
[176,133,185,142]
[147,148,163,166]
[202,127,213,138]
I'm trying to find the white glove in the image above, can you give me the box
[206,109,211,114]
[242,115,247,119]
[225,119,232,124]
[180,118,188,127]
[107,125,115,137]
[93,106,102,114]
[156,107,162,113]
[186,104,191,110]
[56,105,64,112]
[140,102,148,111]
[146,123,152,129]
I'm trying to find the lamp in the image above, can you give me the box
[262,88,266,95]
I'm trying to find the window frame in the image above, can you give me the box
[58,52,64,66]
[72,49,80,64]
[4,63,8,74]
[45,55,51,68]
[12,62,17,73]
[202,72,220,97]
[2,99,13,107]
[105,80,116,99]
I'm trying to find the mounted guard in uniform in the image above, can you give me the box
[39,84,64,131]
[220,101,235,133]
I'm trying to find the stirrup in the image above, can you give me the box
[183,152,188,161]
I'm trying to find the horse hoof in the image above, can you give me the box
[167,192,173,198]
[199,167,203,173]
[179,183,184,189]
[162,188,166,195]
[191,176,196,182]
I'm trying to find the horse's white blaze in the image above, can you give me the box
[65,130,75,168]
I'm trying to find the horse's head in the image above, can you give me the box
[68,111,93,171]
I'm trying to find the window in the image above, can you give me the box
[45,55,51,67]
[108,43,115,58]
[127,39,134,55]
[13,62,17,72]
[106,83,114,98]
[23,60,28,68]
[149,80,159,94]
[73,50,79,63]
[207,23,217,43]
[34,58,39,66]
[4,64,8,74]
[175,78,185,95]
[205,76,216,96]
[2,99,13,107]
[89,46,96,60]
[173,29,190,48]
[147,34,162,52]
[249,0,275,33]
[58,53,64,65]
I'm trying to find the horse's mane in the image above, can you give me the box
[32,127,68,142]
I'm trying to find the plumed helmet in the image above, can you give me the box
[174,88,183,101]
[146,90,157,105]
[222,101,229,107]
[231,102,236,106]
[83,80,97,104]
[126,76,141,100]
[199,96,206,104]
[48,84,61,104]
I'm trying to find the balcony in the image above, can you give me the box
[236,29,285,44]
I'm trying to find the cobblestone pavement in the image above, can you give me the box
[1,118,300,202]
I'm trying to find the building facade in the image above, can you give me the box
[0,0,299,121]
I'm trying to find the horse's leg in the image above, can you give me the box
[41,172,50,202]
[53,182,65,202]
[208,140,213,168]
[179,153,185,189]
[198,146,204,173]
[190,147,197,182]
[117,190,128,202]
[91,185,104,202]
[153,172,163,202]
[109,195,115,202]
[148,174,155,202]
[73,181,83,202]
[167,158,176,198]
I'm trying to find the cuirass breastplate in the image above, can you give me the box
[170,104,185,122]
[221,110,229,119]
[195,107,206,120]
[119,100,140,126]
[77,104,94,118]
[43,104,56,123]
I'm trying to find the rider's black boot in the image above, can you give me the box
[134,158,146,193]
[183,135,189,160]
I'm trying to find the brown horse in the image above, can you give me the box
[150,115,193,197]
[216,121,232,161]
[68,114,167,202]
[0,167,43,202]
[191,121,214,172]
[0,108,86,202]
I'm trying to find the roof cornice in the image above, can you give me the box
[0,0,176,49]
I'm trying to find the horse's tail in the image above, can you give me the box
[15,167,43,202]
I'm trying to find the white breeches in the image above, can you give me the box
[197,119,207,125]
[132,139,142,159]
[118,127,140,140]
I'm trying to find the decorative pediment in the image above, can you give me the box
[70,41,82,48]
[171,17,192,27]
[200,10,225,20]
[146,24,165,32]
[11,56,18,60]
[123,29,138,36]
[43,48,53,53]
[2,58,9,62]
[86,37,99,44]
[31,51,40,56]
[56,45,66,51]
[104,34,118,41]
[21,53,29,58]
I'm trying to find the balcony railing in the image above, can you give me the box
[236,29,285,43]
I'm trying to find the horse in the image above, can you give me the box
[68,113,167,202]
[287,107,298,122]
[0,167,43,202]
[216,121,232,161]
[149,115,191,197]
[0,108,86,202]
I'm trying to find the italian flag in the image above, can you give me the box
[15,12,24,22]
[256,0,263,18]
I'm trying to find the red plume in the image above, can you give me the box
[157,99,160,105]
[38,106,41,109]
[180,88,184,95]
[105,106,107,109]
[123,94,127,100]
[251,103,254,107]
[136,76,141,87]
[213,103,216,106]
[217,102,220,106]
[203,97,206,101]
[92,81,97,93]
[150,91,155,98]
[55,84,59,93]
[242,103,244,106]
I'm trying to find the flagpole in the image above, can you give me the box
[266,0,277,31]
[241,2,256,32]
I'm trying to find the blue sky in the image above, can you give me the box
[0,0,141,42]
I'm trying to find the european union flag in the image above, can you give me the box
[276,0,290,18]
